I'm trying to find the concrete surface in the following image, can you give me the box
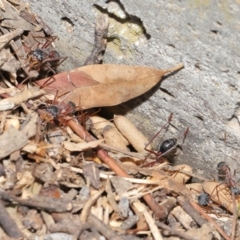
[27,0,240,178]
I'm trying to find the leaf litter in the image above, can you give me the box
[0,1,239,240]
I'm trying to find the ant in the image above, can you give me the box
[217,161,240,195]
[26,36,66,74]
[27,47,65,74]
[38,90,76,126]
[141,113,189,167]
[38,89,98,129]
[19,35,67,81]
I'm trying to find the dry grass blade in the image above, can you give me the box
[80,189,104,223]
[133,201,163,240]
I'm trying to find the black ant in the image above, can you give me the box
[141,113,189,167]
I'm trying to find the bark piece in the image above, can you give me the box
[0,126,28,159]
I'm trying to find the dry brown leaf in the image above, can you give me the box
[36,63,183,109]
[36,70,99,93]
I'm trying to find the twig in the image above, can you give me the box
[84,13,109,65]
[80,189,104,222]
[230,192,237,240]
[177,196,206,226]
[189,200,231,240]
[0,199,23,238]
[87,213,133,240]
[133,201,163,240]
[0,111,7,134]
[0,190,72,213]
[156,221,195,240]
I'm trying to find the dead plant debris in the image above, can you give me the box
[0,1,238,240]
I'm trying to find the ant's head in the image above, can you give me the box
[217,161,227,169]
[48,50,60,59]
[217,161,230,181]
[67,101,76,111]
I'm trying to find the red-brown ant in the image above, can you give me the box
[38,90,76,126]
[217,161,240,195]
[26,48,66,76]
[21,36,67,81]
[141,113,189,167]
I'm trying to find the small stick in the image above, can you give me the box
[133,200,163,240]
[189,200,231,240]
[80,189,104,223]
[0,199,23,238]
[230,191,237,240]
[87,213,123,240]
[0,111,7,134]
[156,221,194,240]
[0,190,72,213]
[84,13,109,65]
[177,196,206,226]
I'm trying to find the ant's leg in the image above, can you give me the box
[41,56,68,74]
[141,113,173,166]
[144,113,173,154]
[181,127,189,144]
[32,35,58,49]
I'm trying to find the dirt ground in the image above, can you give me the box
[0,1,239,240]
